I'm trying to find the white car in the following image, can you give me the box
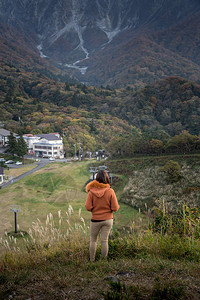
[49,157,55,161]
[16,161,22,165]
[5,160,14,164]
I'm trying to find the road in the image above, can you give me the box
[1,158,71,189]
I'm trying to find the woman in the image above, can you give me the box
[85,170,119,262]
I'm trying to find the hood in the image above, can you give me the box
[86,180,110,198]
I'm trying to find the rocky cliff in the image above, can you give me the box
[0,0,200,86]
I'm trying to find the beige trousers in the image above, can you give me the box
[90,219,113,262]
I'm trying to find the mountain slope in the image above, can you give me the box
[1,58,200,140]
[0,22,77,84]
[117,77,200,136]
[0,0,200,87]
[151,10,200,66]
[82,35,200,87]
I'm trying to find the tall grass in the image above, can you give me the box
[1,204,200,265]
[1,204,200,299]
[0,204,89,264]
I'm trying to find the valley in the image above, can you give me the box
[0,0,200,87]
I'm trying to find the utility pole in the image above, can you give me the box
[74,144,77,160]
[78,142,82,160]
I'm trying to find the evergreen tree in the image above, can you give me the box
[16,135,28,163]
[6,133,17,158]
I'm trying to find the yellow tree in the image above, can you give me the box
[149,139,164,155]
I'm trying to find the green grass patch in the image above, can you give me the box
[0,160,138,238]
[25,173,67,193]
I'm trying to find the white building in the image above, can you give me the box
[23,134,40,155]
[24,133,64,158]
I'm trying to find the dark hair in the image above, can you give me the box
[96,170,110,184]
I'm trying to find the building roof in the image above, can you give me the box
[0,129,17,137]
[0,129,11,137]
[24,134,34,137]
[35,134,61,141]
[0,167,4,175]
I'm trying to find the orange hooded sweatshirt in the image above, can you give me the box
[85,180,119,220]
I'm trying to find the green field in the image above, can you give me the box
[1,155,200,239]
[0,160,139,238]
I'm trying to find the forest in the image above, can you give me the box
[0,58,200,157]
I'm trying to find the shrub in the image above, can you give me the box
[158,160,182,183]
[108,236,137,259]
[151,204,200,238]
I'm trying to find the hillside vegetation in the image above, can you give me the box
[1,60,200,156]
[107,155,200,212]
[0,22,73,83]
[84,35,200,88]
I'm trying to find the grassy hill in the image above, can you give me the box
[0,156,200,299]
[0,160,137,238]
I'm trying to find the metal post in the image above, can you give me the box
[74,144,77,159]
[89,167,98,181]
[14,212,17,233]
[78,142,82,160]
[109,173,114,186]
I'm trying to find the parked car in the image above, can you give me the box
[0,158,6,162]
[5,160,14,164]
[49,157,55,161]
[16,161,22,165]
